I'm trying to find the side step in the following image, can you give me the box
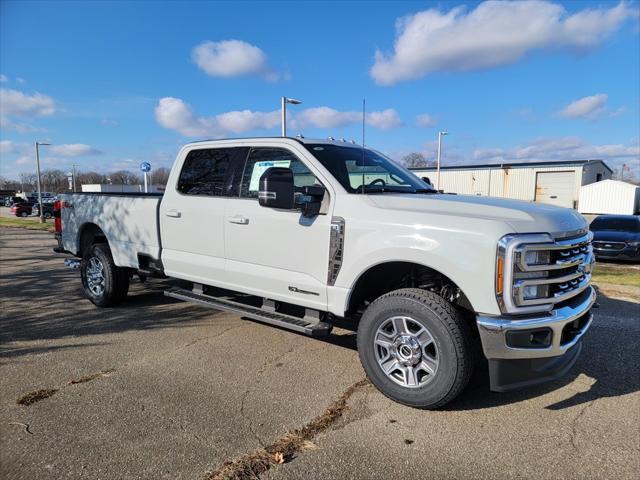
[164,286,333,337]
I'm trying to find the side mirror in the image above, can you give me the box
[258,167,295,210]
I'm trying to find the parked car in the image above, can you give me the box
[590,215,640,262]
[54,137,595,409]
[32,202,55,219]
[10,202,34,217]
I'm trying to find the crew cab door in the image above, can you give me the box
[224,146,333,310]
[160,146,248,283]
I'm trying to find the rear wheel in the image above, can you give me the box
[80,243,130,307]
[357,288,474,409]
[43,212,52,219]
[20,211,28,217]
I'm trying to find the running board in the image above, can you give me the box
[164,286,333,337]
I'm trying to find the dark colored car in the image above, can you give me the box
[9,202,34,217]
[32,202,55,219]
[590,215,640,262]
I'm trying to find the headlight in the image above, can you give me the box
[496,232,593,314]
[627,241,640,247]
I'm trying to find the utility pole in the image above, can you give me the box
[436,131,448,191]
[72,164,79,192]
[35,142,51,223]
[281,96,301,137]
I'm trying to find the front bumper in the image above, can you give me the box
[477,286,595,391]
[593,246,640,262]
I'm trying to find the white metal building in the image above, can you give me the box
[412,159,612,209]
[578,179,640,215]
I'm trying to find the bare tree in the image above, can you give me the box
[77,171,107,185]
[19,173,37,192]
[401,152,434,168]
[151,167,171,186]
[109,170,142,185]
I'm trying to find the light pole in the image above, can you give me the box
[72,164,79,192]
[281,96,301,137]
[436,131,448,191]
[35,141,51,223]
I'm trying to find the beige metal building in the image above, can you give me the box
[412,160,612,209]
[578,179,640,215]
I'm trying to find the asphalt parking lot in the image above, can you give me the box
[1,227,639,480]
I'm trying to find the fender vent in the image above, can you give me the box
[327,217,345,286]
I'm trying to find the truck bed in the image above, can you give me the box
[59,192,163,268]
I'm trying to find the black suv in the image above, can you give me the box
[590,215,640,262]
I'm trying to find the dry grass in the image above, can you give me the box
[592,263,640,288]
[17,368,116,406]
[68,368,115,385]
[204,379,369,480]
[16,388,59,406]
[0,217,54,232]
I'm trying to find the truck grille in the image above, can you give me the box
[512,232,594,308]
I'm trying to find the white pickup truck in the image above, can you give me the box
[53,137,596,408]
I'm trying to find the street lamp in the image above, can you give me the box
[281,96,302,137]
[436,131,448,191]
[72,164,79,192]
[35,141,51,223]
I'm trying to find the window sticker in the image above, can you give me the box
[249,160,291,191]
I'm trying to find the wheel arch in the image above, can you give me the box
[346,260,474,315]
[77,222,109,257]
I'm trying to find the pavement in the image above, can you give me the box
[1,227,638,480]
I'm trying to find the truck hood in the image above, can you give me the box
[368,193,588,237]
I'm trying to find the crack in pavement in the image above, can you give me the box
[204,378,369,480]
[569,400,597,452]
[239,341,307,448]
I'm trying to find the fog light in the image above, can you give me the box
[523,284,550,300]
[525,250,551,266]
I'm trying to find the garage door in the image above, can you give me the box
[535,171,575,208]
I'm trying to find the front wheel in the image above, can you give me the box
[20,211,28,217]
[80,243,130,307]
[357,288,474,409]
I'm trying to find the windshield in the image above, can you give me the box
[590,216,640,232]
[304,144,434,194]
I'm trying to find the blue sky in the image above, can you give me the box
[1,0,639,179]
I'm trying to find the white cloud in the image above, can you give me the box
[293,106,402,130]
[155,97,280,137]
[473,137,639,164]
[416,113,436,128]
[371,1,636,85]
[0,88,56,116]
[558,93,608,120]
[155,98,403,137]
[49,144,102,157]
[0,116,46,133]
[192,40,281,81]
[16,77,25,84]
[0,74,7,82]
[100,119,119,127]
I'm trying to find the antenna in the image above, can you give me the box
[361,98,366,193]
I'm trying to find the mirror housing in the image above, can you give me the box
[258,167,295,210]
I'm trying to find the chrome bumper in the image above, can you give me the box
[477,286,596,360]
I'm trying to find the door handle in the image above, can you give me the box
[165,209,181,218]
[227,215,249,225]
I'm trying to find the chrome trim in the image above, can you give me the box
[516,232,593,272]
[477,286,596,359]
[497,232,595,314]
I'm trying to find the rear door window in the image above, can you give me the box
[177,147,248,196]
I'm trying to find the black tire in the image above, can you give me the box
[43,212,52,219]
[20,211,28,217]
[80,243,130,307]
[357,288,474,409]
